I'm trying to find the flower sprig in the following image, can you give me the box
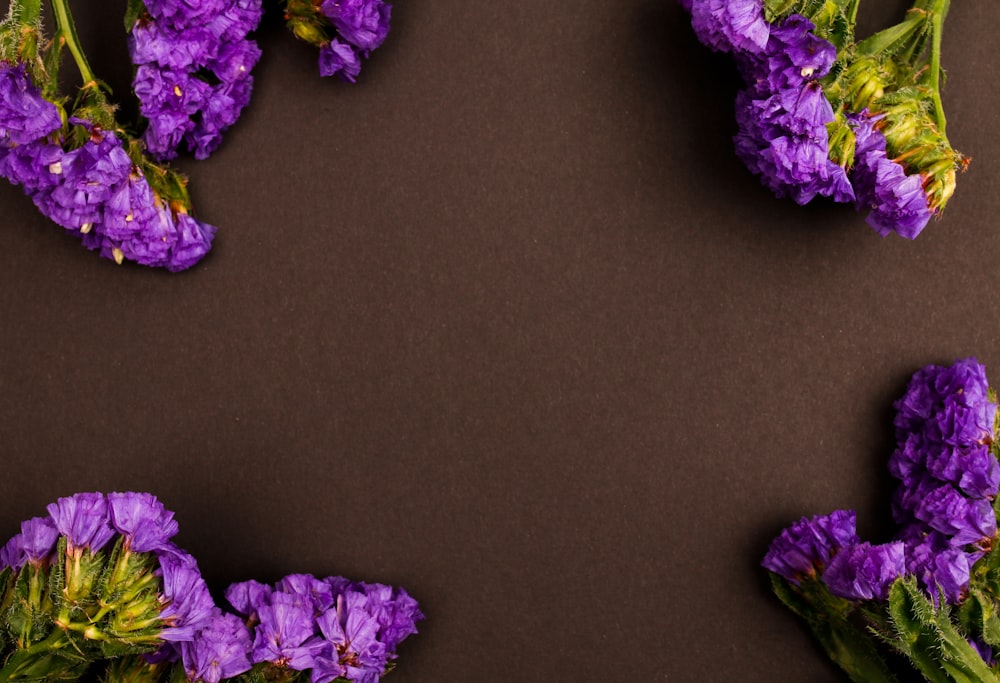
[0,0,394,271]
[0,491,423,683]
[682,0,965,239]
[763,358,1000,680]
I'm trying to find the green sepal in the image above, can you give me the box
[884,578,998,683]
[125,0,148,32]
[955,588,1000,651]
[6,563,53,649]
[769,573,898,683]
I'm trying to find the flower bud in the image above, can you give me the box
[288,17,328,46]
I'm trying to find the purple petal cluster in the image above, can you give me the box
[849,112,933,239]
[732,16,853,206]
[888,358,998,602]
[682,4,941,237]
[181,610,253,683]
[822,542,906,601]
[317,0,391,81]
[689,0,769,53]
[0,66,216,270]
[0,517,59,571]
[761,510,859,583]
[30,127,216,271]
[0,491,218,663]
[225,573,423,682]
[108,492,180,553]
[157,549,218,643]
[129,0,263,160]
[0,63,63,144]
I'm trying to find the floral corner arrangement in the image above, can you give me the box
[681,0,965,239]
[0,491,422,682]
[763,358,1000,681]
[0,0,392,271]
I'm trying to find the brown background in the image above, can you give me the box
[0,0,997,681]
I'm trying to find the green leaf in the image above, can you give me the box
[885,579,999,683]
[768,573,898,683]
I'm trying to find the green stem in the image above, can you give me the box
[48,0,94,85]
[927,0,950,134]
[846,0,860,26]
[0,628,69,683]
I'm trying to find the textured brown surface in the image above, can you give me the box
[1,1,999,681]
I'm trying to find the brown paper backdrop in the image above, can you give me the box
[1,1,998,681]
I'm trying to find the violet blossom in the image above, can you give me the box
[822,541,906,601]
[181,610,253,683]
[761,510,859,584]
[129,0,263,160]
[849,112,933,239]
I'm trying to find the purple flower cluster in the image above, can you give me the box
[129,0,263,160]
[0,492,216,642]
[849,112,933,239]
[222,573,423,682]
[683,0,939,238]
[761,511,905,601]
[763,359,1000,606]
[889,358,998,603]
[0,63,216,270]
[733,15,853,206]
[317,0,392,81]
[761,510,858,583]
[0,492,423,682]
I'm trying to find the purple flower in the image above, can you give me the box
[134,66,209,161]
[205,0,264,43]
[100,172,161,243]
[898,525,973,604]
[357,582,423,651]
[734,88,853,205]
[129,21,219,70]
[0,535,22,571]
[925,443,1000,499]
[761,510,859,584]
[157,549,216,642]
[0,63,62,145]
[19,517,59,566]
[0,139,64,192]
[321,0,392,54]
[314,591,388,683]
[225,579,273,617]
[130,0,263,161]
[849,112,932,239]
[107,492,179,553]
[31,131,133,234]
[319,39,363,82]
[164,212,217,272]
[822,541,906,601]
[181,610,253,683]
[0,517,58,571]
[688,0,769,54]
[731,17,854,206]
[250,592,324,670]
[46,492,115,554]
[913,484,996,546]
[143,0,233,32]
[276,574,337,615]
